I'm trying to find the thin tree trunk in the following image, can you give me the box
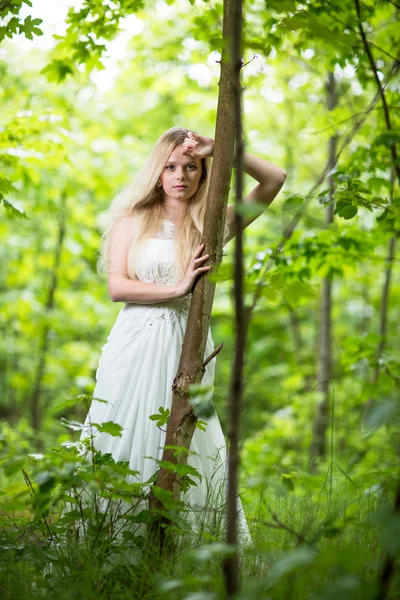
[355,0,400,186]
[289,304,302,356]
[362,168,396,424]
[31,194,67,431]
[354,10,400,596]
[371,167,396,386]
[149,0,236,530]
[222,0,244,594]
[373,236,396,382]
[287,304,314,393]
[309,72,337,472]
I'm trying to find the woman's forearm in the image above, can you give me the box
[108,273,183,304]
[239,151,287,185]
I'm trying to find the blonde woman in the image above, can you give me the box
[78,126,287,543]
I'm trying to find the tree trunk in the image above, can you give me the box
[31,194,67,431]
[149,0,237,523]
[222,0,245,594]
[372,168,396,386]
[362,168,396,425]
[309,72,337,472]
[372,236,396,383]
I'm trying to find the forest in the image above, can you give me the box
[0,0,399,598]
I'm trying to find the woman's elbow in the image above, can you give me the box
[108,276,122,302]
[278,169,288,185]
[273,170,287,193]
[108,287,119,302]
[109,290,120,302]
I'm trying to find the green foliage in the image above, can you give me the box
[0,1,43,43]
[91,420,124,437]
[42,0,146,80]
[189,383,215,418]
[0,0,399,596]
[149,406,171,429]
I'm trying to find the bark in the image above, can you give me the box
[149,0,237,527]
[354,10,400,596]
[222,0,245,594]
[309,72,337,472]
[31,194,67,431]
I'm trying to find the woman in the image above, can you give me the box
[76,126,287,544]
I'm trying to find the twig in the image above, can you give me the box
[203,342,223,368]
[355,0,400,185]
[261,510,315,548]
[384,0,400,10]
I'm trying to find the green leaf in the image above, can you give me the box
[122,509,155,524]
[268,547,317,580]
[151,485,183,509]
[187,543,237,562]
[195,419,208,432]
[282,194,304,212]
[41,60,74,82]
[158,460,202,481]
[364,399,399,430]
[91,421,123,437]
[1,198,29,219]
[4,457,25,477]
[334,201,357,220]
[284,280,315,305]
[163,446,190,457]
[189,384,215,418]
[149,407,170,428]
[20,15,43,40]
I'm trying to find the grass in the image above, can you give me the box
[0,464,398,599]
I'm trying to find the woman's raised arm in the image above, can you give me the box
[224,152,287,244]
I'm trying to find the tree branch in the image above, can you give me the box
[355,0,400,185]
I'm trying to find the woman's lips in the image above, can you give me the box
[174,185,187,189]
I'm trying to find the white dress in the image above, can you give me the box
[74,218,251,545]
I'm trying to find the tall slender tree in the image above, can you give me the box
[309,71,338,471]
[149,0,237,518]
[222,0,245,593]
[31,193,67,432]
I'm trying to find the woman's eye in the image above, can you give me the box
[165,164,197,171]
[165,164,196,170]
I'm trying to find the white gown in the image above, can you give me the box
[74,218,251,545]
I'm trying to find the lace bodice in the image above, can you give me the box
[125,219,191,327]
[135,219,180,286]
[152,219,177,241]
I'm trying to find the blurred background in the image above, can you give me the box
[0,0,399,568]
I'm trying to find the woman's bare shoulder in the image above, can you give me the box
[112,214,136,235]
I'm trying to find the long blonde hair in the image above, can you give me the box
[97,126,229,282]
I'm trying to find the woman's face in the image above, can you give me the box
[159,144,203,200]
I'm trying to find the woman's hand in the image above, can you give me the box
[175,243,211,298]
[181,131,214,159]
